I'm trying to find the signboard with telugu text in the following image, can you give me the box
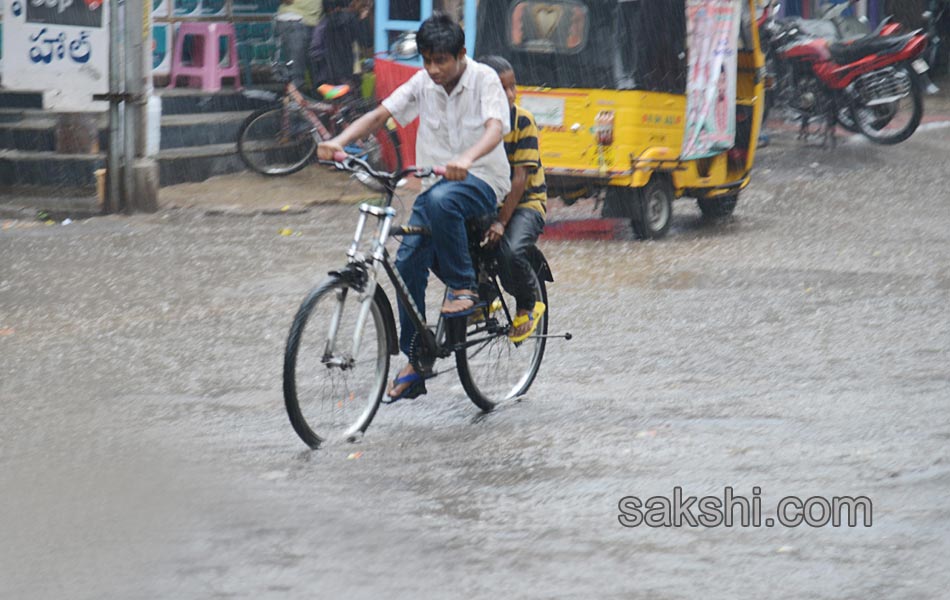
[1,0,109,111]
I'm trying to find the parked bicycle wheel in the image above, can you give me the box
[284,276,390,448]
[455,272,548,411]
[238,105,318,176]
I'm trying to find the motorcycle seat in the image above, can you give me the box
[829,32,916,64]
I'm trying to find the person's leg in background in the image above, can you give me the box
[276,21,315,90]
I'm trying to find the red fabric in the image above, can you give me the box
[374,58,421,167]
[540,219,628,241]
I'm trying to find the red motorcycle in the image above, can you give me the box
[760,1,929,145]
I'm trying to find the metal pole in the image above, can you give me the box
[107,0,124,213]
[126,0,146,158]
[122,0,138,213]
[126,0,159,212]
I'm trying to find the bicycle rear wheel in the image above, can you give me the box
[455,272,548,411]
[238,105,318,176]
[283,276,390,448]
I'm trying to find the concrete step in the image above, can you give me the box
[0,88,280,115]
[0,111,251,152]
[0,143,247,188]
[0,90,44,110]
[0,88,273,114]
[0,107,107,125]
[0,108,42,124]
[0,186,99,220]
[0,114,106,152]
[0,149,105,187]
[157,88,276,115]
[0,89,280,191]
[159,111,252,150]
[158,142,244,186]
[0,122,58,152]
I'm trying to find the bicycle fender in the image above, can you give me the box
[373,285,400,356]
[526,245,554,283]
[330,267,399,355]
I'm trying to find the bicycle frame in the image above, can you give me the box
[330,198,520,375]
[316,151,560,387]
[330,201,439,368]
[281,79,336,141]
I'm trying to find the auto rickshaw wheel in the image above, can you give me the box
[697,193,739,219]
[632,177,673,240]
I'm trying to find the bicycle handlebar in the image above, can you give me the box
[326,151,446,182]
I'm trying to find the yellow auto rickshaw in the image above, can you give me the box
[475,0,766,238]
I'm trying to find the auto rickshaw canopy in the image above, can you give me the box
[475,0,688,93]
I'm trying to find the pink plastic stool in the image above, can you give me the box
[168,22,242,92]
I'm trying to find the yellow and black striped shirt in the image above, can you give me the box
[503,105,547,218]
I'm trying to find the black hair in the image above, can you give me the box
[416,12,465,56]
[323,0,347,12]
[479,55,513,75]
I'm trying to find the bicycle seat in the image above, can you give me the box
[466,214,495,241]
[317,83,351,100]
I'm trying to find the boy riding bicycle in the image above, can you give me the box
[316,13,511,401]
[480,56,547,343]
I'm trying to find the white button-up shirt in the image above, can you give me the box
[382,59,512,202]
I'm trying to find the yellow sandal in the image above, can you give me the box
[509,301,546,343]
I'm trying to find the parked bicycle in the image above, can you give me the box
[237,60,402,177]
[282,152,568,449]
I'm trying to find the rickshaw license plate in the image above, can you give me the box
[519,95,566,128]
[912,59,929,74]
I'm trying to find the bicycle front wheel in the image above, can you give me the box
[283,276,390,448]
[455,272,548,411]
[238,105,318,176]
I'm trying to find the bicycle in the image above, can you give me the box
[236,59,402,177]
[282,152,570,449]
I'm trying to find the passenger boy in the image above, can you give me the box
[316,13,511,401]
[480,56,547,343]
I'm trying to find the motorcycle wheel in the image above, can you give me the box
[851,65,923,145]
[837,106,860,133]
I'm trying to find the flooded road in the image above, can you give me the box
[2,124,949,598]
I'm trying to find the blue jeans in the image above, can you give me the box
[395,175,497,356]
